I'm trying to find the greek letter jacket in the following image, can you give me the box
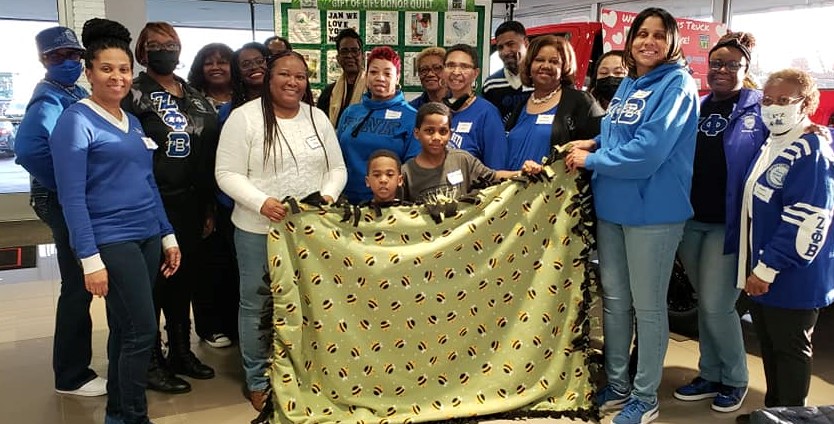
[740,128,834,309]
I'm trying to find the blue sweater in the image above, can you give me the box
[337,92,421,204]
[449,97,507,170]
[700,89,769,254]
[50,101,174,259]
[746,133,834,309]
[14,79,88,191]
[586,62,699,225]
[506,104,558,170]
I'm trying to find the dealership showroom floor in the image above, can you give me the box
[0,237,832,424]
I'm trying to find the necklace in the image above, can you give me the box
[531,87,561,105]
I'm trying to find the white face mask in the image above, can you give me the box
[761,102,804,135]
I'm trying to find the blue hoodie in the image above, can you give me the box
[699,88,768,254]
[14,79,88,191]
[337,91,421,204]
[585,62,699,226]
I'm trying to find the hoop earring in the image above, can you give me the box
[396,83,402,91]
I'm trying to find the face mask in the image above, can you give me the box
[594,76,624,104]
[46,60,83,86]
[761,102,804,135]
[147,50,178,75]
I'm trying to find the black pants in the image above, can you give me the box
[192,204,240,340]
[32,188,97,390]
[155,193,203,332]
[749,302,819,407]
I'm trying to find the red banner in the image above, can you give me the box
[600,8,728,90]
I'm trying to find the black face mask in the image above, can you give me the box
[594,76,624,104]
[147,50,178,75]
[443,94,470,111]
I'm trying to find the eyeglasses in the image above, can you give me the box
[418,64,444,76]
[444,62,475,71]
[708,60,744,72]
[43,50,83,65]
[338,47,362,56]
[761,95,804,107]
[145,42,180,52]
[239,56,266,71]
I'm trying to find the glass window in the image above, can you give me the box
[731,5,834,88]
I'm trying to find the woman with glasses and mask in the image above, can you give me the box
[671,32,765,414]
[337,46,421,204]
[123,21,219,395]
[565,8,699,424]
[504,35,603,170]
[410,46,447,109]
[443,44,506,170]
[588,50,627,110]
[187,43,234,110]
[735,69,834,421]
[216,50,346,412]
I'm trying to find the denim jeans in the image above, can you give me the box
[31,186,97,390]
[597,219,684,403]
[100,237,160,424]
[677,220,748,387]
[234,228,271,392]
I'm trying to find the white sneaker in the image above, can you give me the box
[203,333,232,348]
[56,376,107,397]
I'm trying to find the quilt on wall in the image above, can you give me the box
[266,163,598,424]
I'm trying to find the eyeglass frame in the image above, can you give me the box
[239,56,267,71]
[708,59,745,72]
[418,64,445,76]
[760,95,805,107]
[444,62,475,72]
[145,42,180,52]
[43,50,83,65]
[338,47,362,57]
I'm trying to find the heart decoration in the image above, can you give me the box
[601,10,618,28]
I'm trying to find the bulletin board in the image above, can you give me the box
[274,0,492,97]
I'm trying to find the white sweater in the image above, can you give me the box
[215,100,347,234]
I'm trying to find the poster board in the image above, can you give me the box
[600,8,729,90]
[275,0,492,99]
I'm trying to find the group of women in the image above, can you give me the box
[33,6,833,424]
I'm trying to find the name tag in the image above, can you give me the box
[385,109,402,120]
[447,169,464,185]
[753,182,774,203]
[142,137,158,150]
[632,90,653,99]
[305,135,321,149]
[456,122,472,133]
[536,114,555,125]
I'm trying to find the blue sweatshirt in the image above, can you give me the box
[14,79,88,191]
[699,88,768,254]
[745,133,834,309]
[449,97,507,170]
[50,101,174,259]
[337,92,421,204]
[585,62,699,225]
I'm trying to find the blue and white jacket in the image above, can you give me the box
[585,62,699,225]
[739,123,834,310]
[699,88,769,253]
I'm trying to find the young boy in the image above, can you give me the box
[403,102,540,203]
[365,149,404,204]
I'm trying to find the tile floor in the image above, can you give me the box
[0,244,832,424]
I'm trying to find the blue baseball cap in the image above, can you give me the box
[36,26,84,55]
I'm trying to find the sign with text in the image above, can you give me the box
[600,8,728,90]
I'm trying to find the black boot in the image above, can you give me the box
[146,333,191,394]
[168,323,215,380]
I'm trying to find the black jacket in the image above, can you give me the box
[505,84,604,152]
[123,72,219,209]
